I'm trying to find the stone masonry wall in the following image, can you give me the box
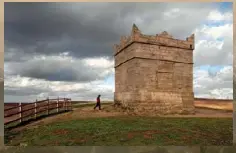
[114,24,195,115]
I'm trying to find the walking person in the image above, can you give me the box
[94,94,101,110]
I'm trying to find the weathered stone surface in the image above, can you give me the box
[114,24,195,115]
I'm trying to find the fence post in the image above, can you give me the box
[62,98,63,111]
[70,98,72,111]
[47,98,49,115]
[19,102,22,123]
[57,97,59,113]
[65,98,68,111]
[35,99,37,119]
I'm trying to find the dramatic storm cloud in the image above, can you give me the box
[4,2,233,102]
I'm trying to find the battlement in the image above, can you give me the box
[114,24,195,56]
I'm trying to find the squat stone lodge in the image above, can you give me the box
[113,24,195,115]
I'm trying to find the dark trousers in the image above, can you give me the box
[94,102,101,110]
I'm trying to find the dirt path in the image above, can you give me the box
[15,106,126,130]
[5,100,233,127]
[163,108,232,118]
[12,104,232,132]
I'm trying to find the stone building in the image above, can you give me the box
[113,24,195,115]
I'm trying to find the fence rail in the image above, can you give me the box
[4,98,73,127]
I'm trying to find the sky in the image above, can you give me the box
[4,2,233,102]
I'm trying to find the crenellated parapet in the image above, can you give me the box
[114,24,195,56]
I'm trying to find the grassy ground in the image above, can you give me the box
[4,101,233,146]
[5,116,232,146]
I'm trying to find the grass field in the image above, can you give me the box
[5,102,233,146]
[5,116,232,146]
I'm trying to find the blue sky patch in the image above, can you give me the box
[104,74,114,86]
[198,65,226,77]
[217,2,232,13]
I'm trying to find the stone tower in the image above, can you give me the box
[113,24,195,115]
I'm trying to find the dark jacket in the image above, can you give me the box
[97,97,100,103]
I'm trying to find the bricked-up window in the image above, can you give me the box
[156,72,173,89]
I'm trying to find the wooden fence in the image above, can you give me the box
[4,98,72,127]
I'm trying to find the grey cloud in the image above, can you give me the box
[193,67,233,98]
[4,81,113,102]
[5,2,215,62]
[4,86,48,97]
[194,36,233,66]
[7,57,113,82]
[4,3,121,60]
[4,2,229,101]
